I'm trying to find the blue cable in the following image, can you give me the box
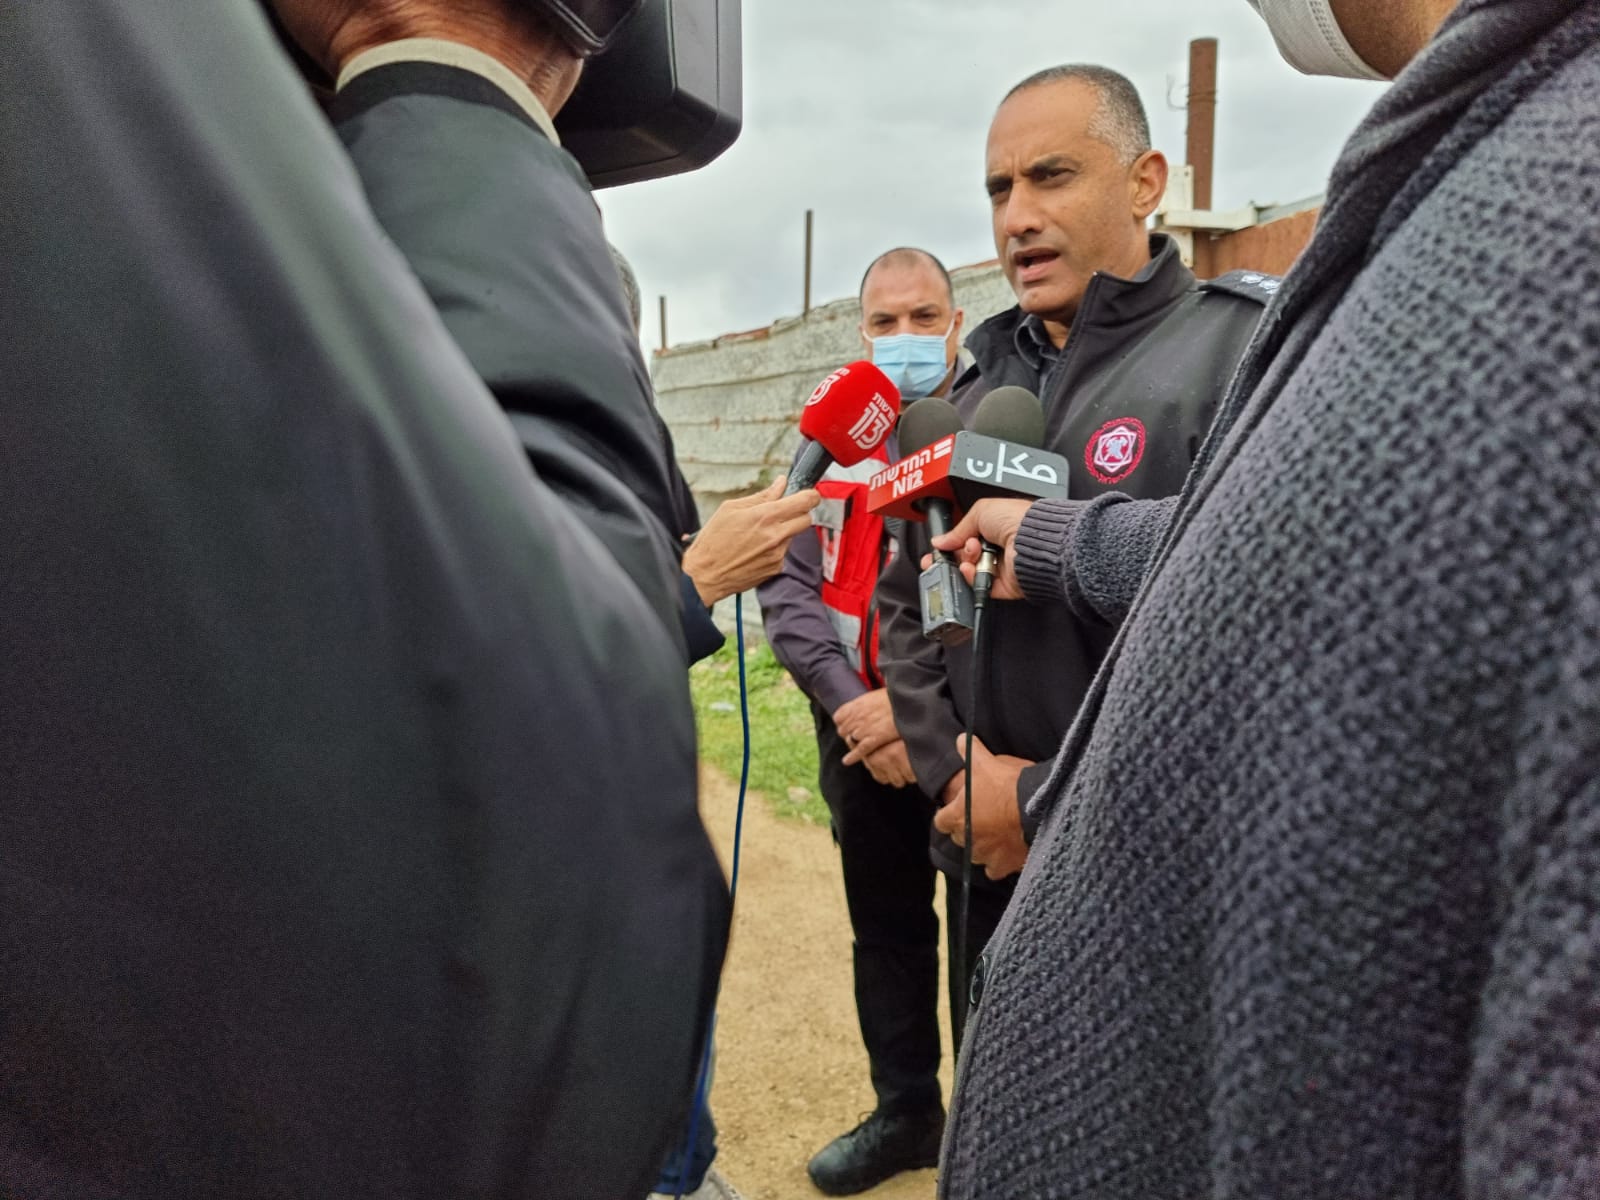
[730,591,752,899]
[672,593,752,1199]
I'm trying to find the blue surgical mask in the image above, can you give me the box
[868,320,956,399]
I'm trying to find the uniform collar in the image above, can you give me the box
[1013,312,1062,376]
[337,38,561,146]
[969,234,1195,381]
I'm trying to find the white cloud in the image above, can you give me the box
[598,0,1385,349]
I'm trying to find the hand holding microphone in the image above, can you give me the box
[682,362,899,605]
[919,386,1065,604]
[682,476,820,606]
[928,500,1036,601]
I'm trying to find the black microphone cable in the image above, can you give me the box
[954,384,1043,1026]
[956,543,1003,1018]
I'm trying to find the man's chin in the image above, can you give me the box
[1016,285,1073,324]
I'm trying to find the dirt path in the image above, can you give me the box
[696,764,950,1200]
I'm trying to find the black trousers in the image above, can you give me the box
[813,704,1014,1115]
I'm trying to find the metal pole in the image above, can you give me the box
[658,295,668,352]
[1186,38,1218,213]
[803,209,814,317]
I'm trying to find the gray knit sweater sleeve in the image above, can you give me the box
[1464,560,1600,1196]
[1012,494,1178,627]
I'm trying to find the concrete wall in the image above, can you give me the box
[652,259,1016,514]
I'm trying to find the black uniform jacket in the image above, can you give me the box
[877,237,1273,875]
[0,5,726,1199]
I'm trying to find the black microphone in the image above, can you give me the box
[971,385,1046,447]
[968,386,1051,607]
[897,397,975,645]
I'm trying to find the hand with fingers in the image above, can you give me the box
[683,477,821,606]
[918,497,1036,601]
[834,689,900,760]
[933,735,1031,880]
[835,690,917,788]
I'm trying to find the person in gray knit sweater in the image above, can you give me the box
[929,0,1600,1196]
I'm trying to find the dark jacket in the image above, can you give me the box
[0,8,725,1199]
[942,3,1600,1195]
[661,424,726,663]
[331,63,691,656]
[331,63,724,662]
[877,236,1270,874]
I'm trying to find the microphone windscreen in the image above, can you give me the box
[971,386,1046,447]
[796,361,901,466]
[897,397,965,456]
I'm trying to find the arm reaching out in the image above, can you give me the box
[683,478,820,606]
[931,495,1180,628]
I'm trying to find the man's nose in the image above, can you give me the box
[1000,183,1043,242]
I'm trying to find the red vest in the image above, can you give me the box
[813,449,894,687]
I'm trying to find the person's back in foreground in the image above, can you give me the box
[0,4,725,1197]
[941,0,1600,1195]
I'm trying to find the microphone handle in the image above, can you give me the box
[784,439,832,496]
[922,497,957,560]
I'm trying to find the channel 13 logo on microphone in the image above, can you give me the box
[849,394,896,451]
[805,367,848,406]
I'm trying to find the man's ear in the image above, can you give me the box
[948,308,966,360]
[1130,149,1169,222]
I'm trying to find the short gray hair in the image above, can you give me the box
[607,243,643,334]
[1003,65,1152,165]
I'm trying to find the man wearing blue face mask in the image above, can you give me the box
[859,248,966,401]
[757,248,965,1195]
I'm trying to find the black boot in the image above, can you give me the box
[805,1104,944,1196]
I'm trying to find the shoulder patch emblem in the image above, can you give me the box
[1205,269,1283,304]
[1086,417,1147,485]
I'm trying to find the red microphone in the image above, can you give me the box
[783,362,901,495]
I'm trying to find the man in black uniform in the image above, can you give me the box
[0,3,726,1199]
[877,65,1274,1017]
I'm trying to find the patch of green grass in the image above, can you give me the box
[690,640,828,825]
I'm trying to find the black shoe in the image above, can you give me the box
[806,1105,944,1196]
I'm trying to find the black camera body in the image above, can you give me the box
[268,0,741,188]
[557,0,741,189]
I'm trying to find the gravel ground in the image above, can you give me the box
[695,764,952,1200]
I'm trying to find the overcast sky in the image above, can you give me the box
[596,0,1387,350]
